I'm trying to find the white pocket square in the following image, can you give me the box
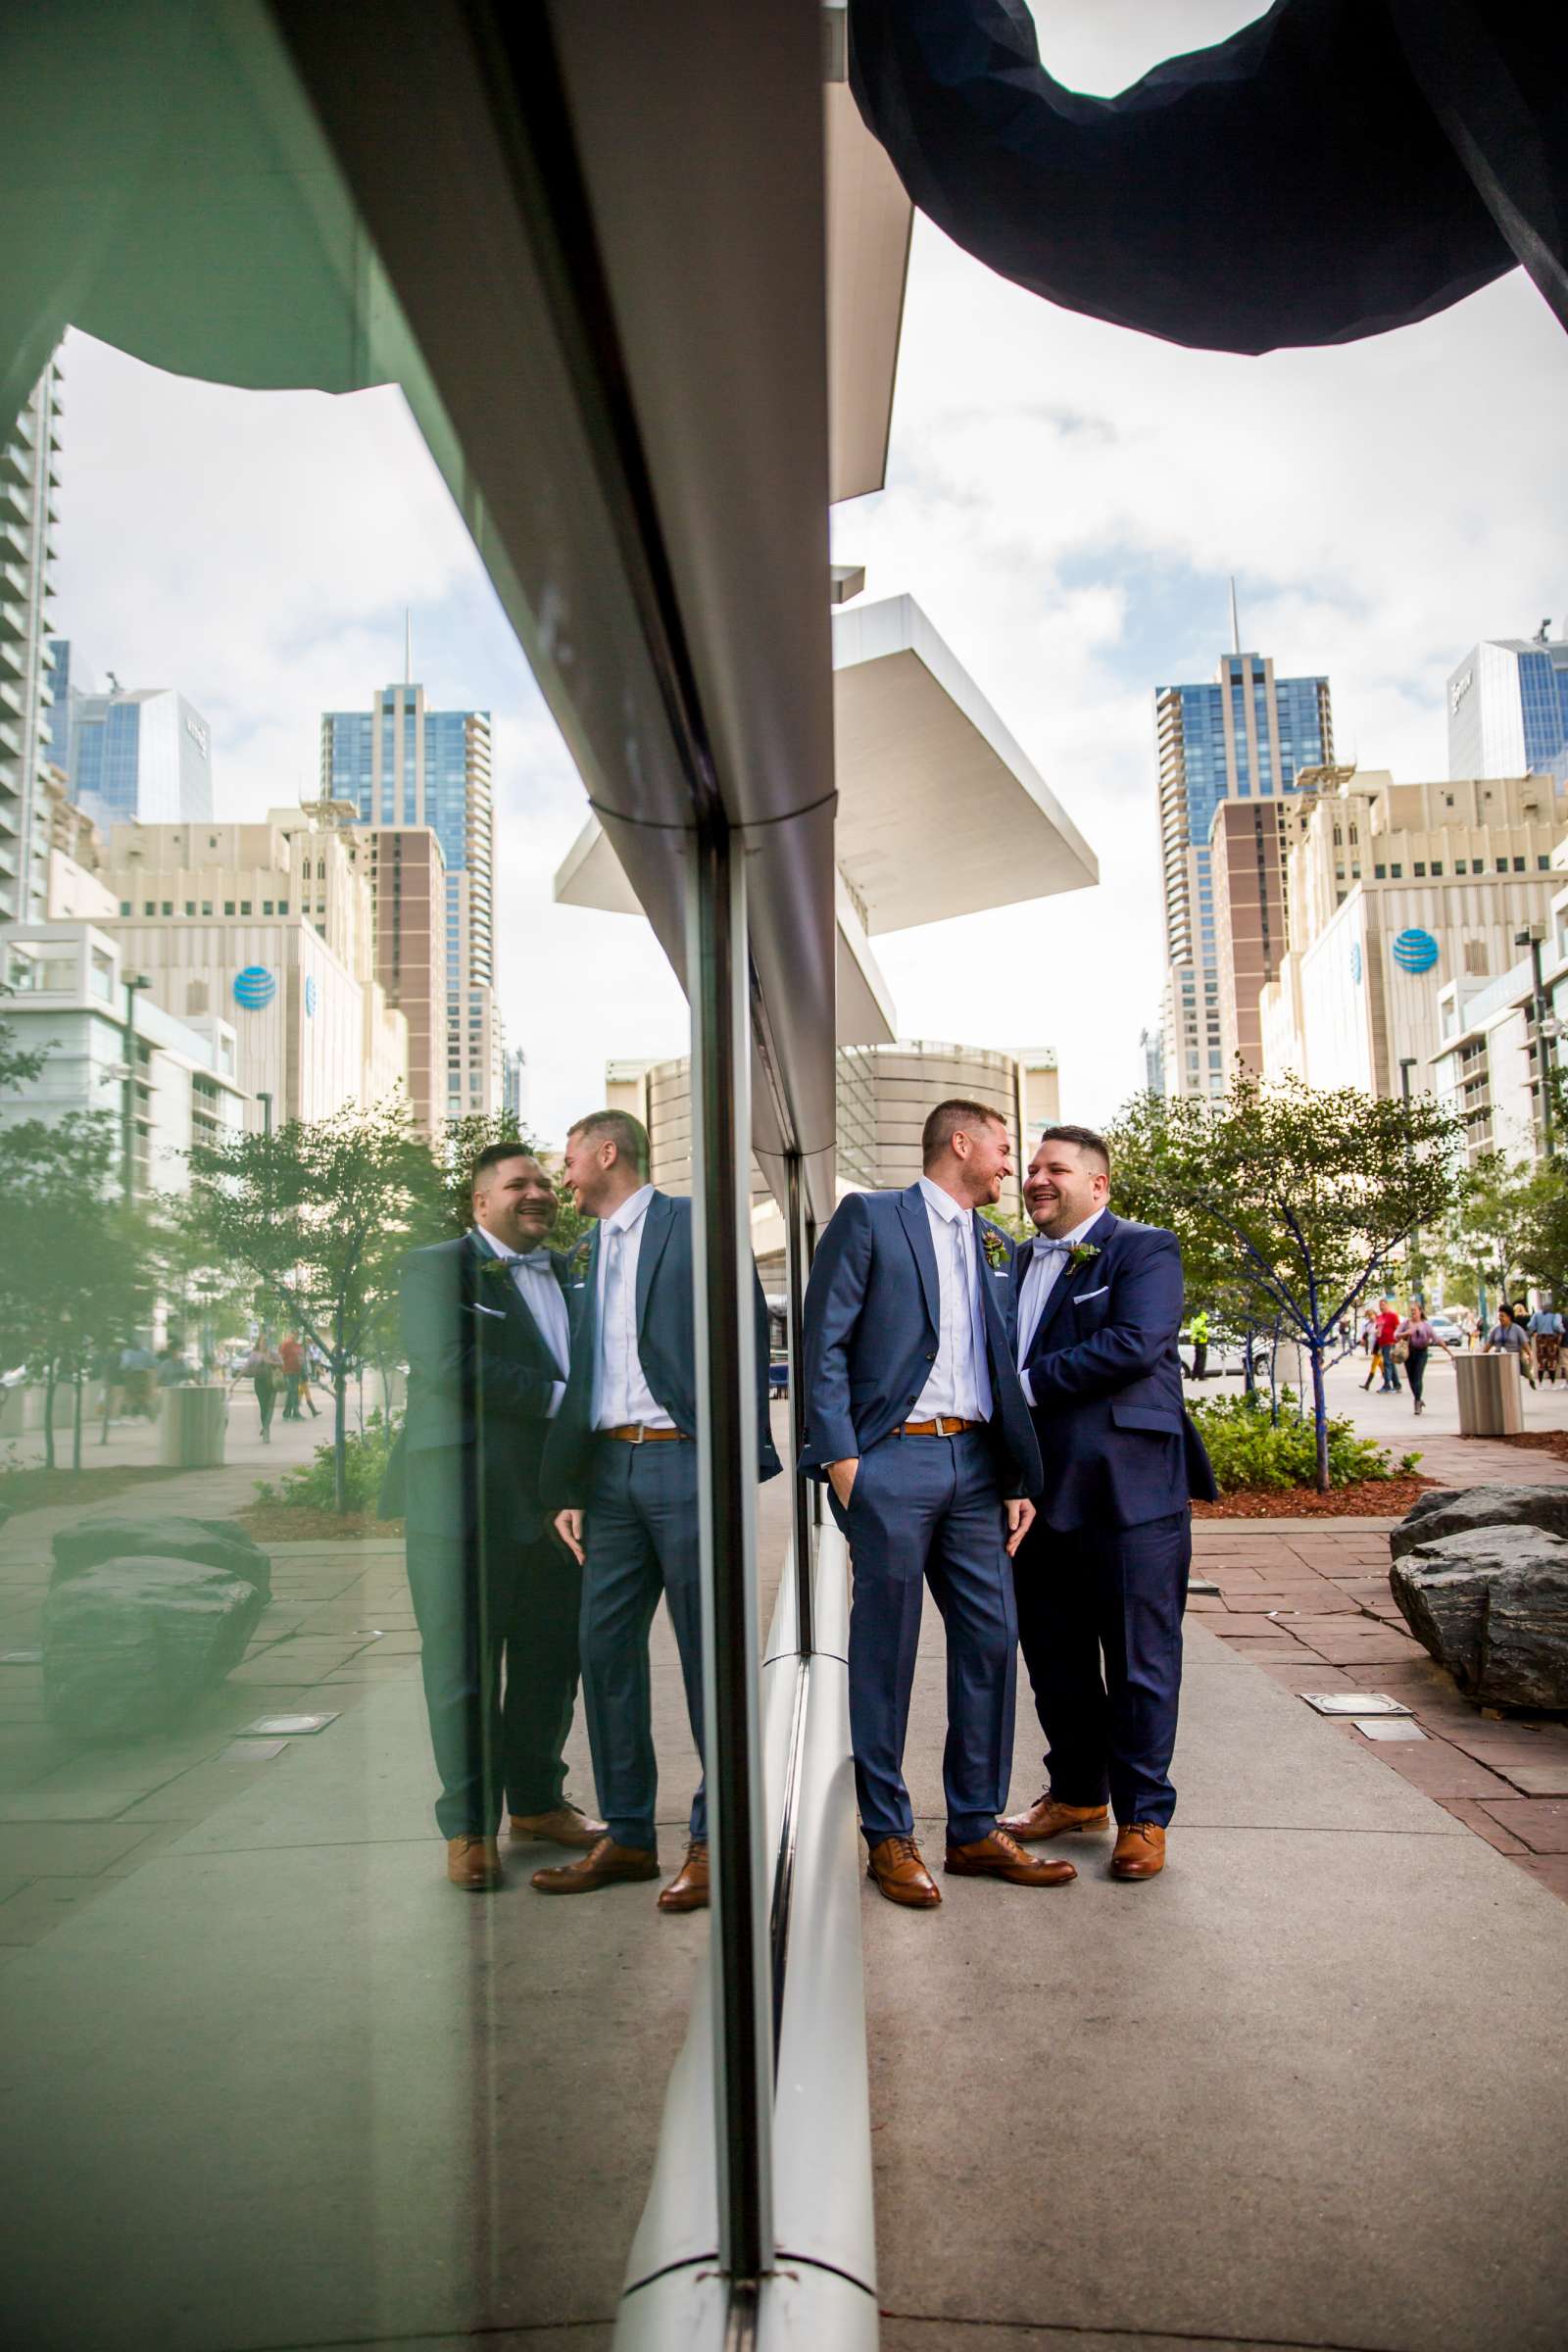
[1075,1285,1109,1302]
[469,1301,507,1319]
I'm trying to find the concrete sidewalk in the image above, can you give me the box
[866,1607,1568,2351]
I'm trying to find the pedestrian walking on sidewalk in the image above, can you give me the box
[231,1334,282,1441]
[1486,1305,1537,1389]
[1362,1298,1402,1393]
[1528,1300,1562,1383]
[1394,1301,1454,1416]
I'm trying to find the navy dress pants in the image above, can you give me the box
[832,1428,1018,1848]
[578,1436,705,1853]
[406,1524,583,1839]
[1013,1510,1190,1828]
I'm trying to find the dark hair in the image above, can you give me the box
[921,1097,1005,1167]
[1037,1122,1110,1178]
[468,1140,542,1195]
[567,1108,650,1177]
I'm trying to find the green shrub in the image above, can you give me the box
[1189,1389,1418,1494]
[255,1408,401,1515]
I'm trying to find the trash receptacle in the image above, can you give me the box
[158,1383,228,1469]
[1453,1351,1523,1438]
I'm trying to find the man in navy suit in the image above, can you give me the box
[802,1099,1073,1909]
[399,1145,605,1892]
[1002,1124,1216,1881]
[535,1109,781,1911]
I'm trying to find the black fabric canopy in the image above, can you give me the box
[847,0,1568,355]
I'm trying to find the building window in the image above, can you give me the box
[1431,863,1444,877]
[120,900,131,916]
[202,901,213,915]
[1374,864,1387,879]
[240,901,252,914]
[224,901,235,915]
[1390,865,1402,878]
[144,901,155,915]
[1454,861,1467,876]
[1514,858,1526,872]
[1540,858,1551,871]
[1413,863,1425,877]
[263,901,273,915]
[183,901,195,915]
[278,899,289,915]
[1496,859,1507,874]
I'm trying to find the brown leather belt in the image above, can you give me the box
[603,1424,690,1445]
[900,1415,983,1436]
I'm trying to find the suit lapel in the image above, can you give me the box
[972,1212,1011,1374]
[898,1183,940,1338]
[1027,1208,1118,1364]
[635,1191,674,1339]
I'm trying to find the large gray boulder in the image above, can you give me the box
[1391,1526,1568,1710]
[51,1512,270,1598]
[42,1554,268,1740]
[1389,1483,1568,1561]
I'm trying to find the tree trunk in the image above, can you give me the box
[100,1360,113,1446]
[72,1369,83,1473]
[42,1364,57,1471]
[1308,1342,1330,1492]
[333,1308,348,1514]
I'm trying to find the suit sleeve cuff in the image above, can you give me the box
[1021,1368,1037,1408]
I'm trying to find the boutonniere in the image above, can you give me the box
[478,1255,512,1282]
[1067,1243,1101,1270]
[980,1224,1010,1273]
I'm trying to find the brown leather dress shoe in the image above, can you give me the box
[446,1835,503,1891]
[999,1791,1110,1841]
[1110,1822,1167,1880]
[658,1840,710,1913]
[866,1835,941,1907]
[530,1836,661,1894]
[510,1801,609,1848]
[945,1828,1077,1886]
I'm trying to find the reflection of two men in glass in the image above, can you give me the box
[400,1100,1209,1909]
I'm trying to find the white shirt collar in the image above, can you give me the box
[604,1182,657,1238]
[474,1222,547,1263]
[1031,1207,1102,1250]
[917,1174,970,1226]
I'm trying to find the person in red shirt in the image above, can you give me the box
[1361,1299,1402,1395]
[278,1332,306,1421]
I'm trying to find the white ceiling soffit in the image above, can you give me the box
[824,50,912,504]
[832,594,1100,934]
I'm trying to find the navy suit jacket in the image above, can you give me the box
[800,1183,1042,1500]
[1012,1207,1217,1532]
[396,1229,572,1544]
[542,1190,782,1509]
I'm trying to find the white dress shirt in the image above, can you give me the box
[592,1183,676,1432]
[1016,1208,1102,1407]
[910,1176,994,1423]
[474,1224,569,1418]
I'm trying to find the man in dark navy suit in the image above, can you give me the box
[1002,1124,1216,1881]
[535,1109,781,1912]
[399,1145,605,1893]
[802,1099,1071,1910]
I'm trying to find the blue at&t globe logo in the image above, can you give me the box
[232,965,277,1009]
[1392,928,1439,975]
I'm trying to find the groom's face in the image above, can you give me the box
[1025,1140,1108,1238]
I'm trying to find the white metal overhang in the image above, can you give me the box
[824,20,911,505]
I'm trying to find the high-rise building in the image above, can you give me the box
[1257,768,1564,1099]
[1154,650,1333,1097]
[502,1043,527,1124]
[1446,630,1568,781]
[51,647,215,829]
[94,806,408,1125]
[363,824,447,1133]
[0,358,62,921]
[320,681,500,1119]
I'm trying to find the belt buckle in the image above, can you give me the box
[627,1423,646,1446]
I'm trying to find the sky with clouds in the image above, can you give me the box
[49,1,1568,1145]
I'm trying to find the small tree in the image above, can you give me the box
[437,1109,592,1251]
[187,1102,446,1511]
[1105,1076,1459,1490]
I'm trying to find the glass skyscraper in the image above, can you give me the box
[50,647,215,829]
[0,360,61,921]
[1446,634,1568,781]
[320,681,498,1117]
[1154,651,1333,1097]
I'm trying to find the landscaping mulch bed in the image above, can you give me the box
[1193,1473,1440,1521]
[240,1504,404,1543]
[1489,1430,1568,1464]
[0,1462,187,1514]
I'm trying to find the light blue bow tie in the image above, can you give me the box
[1032,1236,1072,1258]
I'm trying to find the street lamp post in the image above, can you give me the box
[121,974,152,1206]
[1515,926,1555,1157]
[1398,1055,1423,1306]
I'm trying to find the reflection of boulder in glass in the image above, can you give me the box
[42,1555,269,1740]
[51,1511,271,1598]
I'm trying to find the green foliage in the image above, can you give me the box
[1105,1073,1460,1489]
[1189,1388,1417,1494]
[255,1409,401,1517]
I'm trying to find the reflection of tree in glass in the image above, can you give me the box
[0,999,156,1471]
[187,1102,446,1512]
[437,1109,593,1255]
